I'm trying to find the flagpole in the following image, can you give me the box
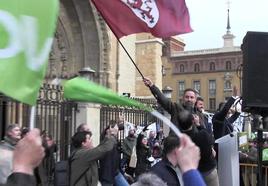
[90,0,145,79]
[117,39,145,79]
[29,106,36,129]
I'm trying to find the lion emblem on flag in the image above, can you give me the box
[121,0,159,28]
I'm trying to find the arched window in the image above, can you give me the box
[194,63,200,72]
[226,61,232,70]
[209,62,215,71]
[180,64,184,73]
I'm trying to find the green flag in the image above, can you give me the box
[0,0,59,105]
[64,77,182,137]
[63,77,152,112]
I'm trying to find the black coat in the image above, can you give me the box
[212,97,240,140]
[184,126,217,173]
[150,158,181,186]
[135,145,151,177]
[5,173,36,186]
[149,85,204,132]
[99,144,120,184]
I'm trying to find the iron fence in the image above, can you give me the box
[0,84,77,161]
[100,98,163,142]
[240,163,268,186]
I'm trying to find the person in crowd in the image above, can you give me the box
[121,128,137,177]
[135,132,151,177]
[143,77,204,132]
[147,130,157,150]
[178,110,219,186]
[76,123,91,132]
[212,86,241,140]
[99,124,128,186]
[21,127,30,138]
[131,173,167,186]
[39,132,58,185]
[195,97,213,134]
[5,128,45,186]
[0,124,21,184]
[151,141,162,166]
[70,125,118,186]
[150,134,206,186]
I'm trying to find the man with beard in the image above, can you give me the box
[143,77,204,132]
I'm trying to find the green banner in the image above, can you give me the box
[64,77,151,112]
[263,148,268,161]
[0,0,59,105]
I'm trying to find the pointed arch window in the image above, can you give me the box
[194,63,200,72]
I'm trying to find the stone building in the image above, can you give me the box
[160,9,243,112]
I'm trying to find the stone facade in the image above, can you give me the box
[163,42,243,112]
[46,0,111,87]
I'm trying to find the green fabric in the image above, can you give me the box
[0,0,59,105]
[63,77,152,111]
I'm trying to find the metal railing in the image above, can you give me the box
[240,163,268,186]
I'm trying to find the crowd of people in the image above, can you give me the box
[0,77,254,186]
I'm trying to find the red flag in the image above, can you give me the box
[91,0,193,39]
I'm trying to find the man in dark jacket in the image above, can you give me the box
[121,128,137,177]
[70,126,118,186]
[143,77,205,132]
[150,134,206,186]
[212,96,241,140]
[178,110,219,186]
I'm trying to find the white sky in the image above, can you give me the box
[180,0,268,50]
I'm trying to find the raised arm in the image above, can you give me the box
[143,77,175,114]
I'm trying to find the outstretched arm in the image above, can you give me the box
[143,77,175,114]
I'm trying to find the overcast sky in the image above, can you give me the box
[180,0,268,50]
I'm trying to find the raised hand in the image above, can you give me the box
[143,77,153,87]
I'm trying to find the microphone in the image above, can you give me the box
[226,123,234,137]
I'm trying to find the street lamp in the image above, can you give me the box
[162,86,173,99]
[78,67,95,81]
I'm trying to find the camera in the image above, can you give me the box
[110,120,124,131]
[118,123,124,131]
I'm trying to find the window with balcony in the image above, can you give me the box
[209,80,216,96]
[193,80,201,94]
[209,98,216,111]
[178,81,185,97]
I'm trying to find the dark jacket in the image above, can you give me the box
[149,85,204,131]
[99,144,120,184]
[135,145,151,177]
[184,126,217,173]
[212,97,240,140]
[150,158,181,186]
[122,136,136,159]
[5,173,36,186]
[70,136,117,186]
